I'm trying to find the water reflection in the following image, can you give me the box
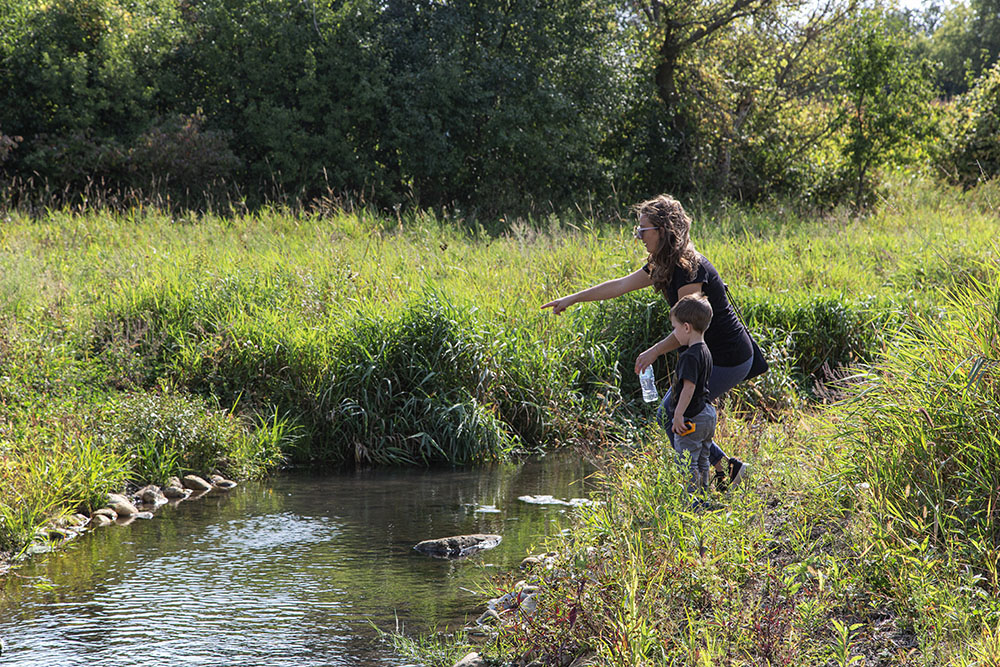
[0,452,593,666]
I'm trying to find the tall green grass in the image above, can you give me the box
[834,270,1000,589]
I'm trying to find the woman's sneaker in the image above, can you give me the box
[728,458,748,488]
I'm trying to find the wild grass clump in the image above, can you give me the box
[307,295,516,465]
[467,411,1000,665]
[0,396,129,554]
[90,282,557,465]
[740,294,899,385]
[477,421,876,665]
[97,389,288,483]
[834,271,1000,588]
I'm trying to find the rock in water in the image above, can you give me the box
[181,474,213,492]
[137,485,168,506]
[209,474,237,490]
[451,652,485,667]
[162,485,191,500]
[107,493,138,517]
[414,534,502,559]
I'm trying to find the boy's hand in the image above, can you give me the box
[672,414,689,435]
[634,346,659,375]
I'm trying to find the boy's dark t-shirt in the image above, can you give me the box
[668,341,712,418]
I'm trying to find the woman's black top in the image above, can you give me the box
[644,255,752,367]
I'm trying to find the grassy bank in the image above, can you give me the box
[383,185,1000,664]
[405,276,1000,665]
[2,178,999,659]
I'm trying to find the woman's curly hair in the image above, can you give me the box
[634,194,699,298]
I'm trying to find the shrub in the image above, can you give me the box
[0,127,19,164]
[941,61,1000,187]
[99,389,285,482]
[126,112,241,207]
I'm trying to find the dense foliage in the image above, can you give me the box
[941,60,1000,186]
[5,0,998,211]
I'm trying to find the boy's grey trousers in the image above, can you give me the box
[670,403,718,493]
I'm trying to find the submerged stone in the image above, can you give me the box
[413,534,502,559]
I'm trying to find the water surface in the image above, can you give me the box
[0,452,594,666]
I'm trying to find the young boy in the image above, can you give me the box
[665,293,717,497]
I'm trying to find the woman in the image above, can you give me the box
[542,194,751,490]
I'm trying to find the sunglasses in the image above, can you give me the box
[633,226,657,239]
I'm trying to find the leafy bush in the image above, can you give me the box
[126,113,241,206]
[99,389,285,482]
[941,61,1000,187]
[0,127,19,164]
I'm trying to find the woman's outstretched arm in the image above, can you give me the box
[541,267,652,315]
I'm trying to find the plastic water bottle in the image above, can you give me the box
[639,365,658,403]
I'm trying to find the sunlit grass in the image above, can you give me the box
[2,181,1000,664]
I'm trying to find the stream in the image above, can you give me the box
[0,452,595,666]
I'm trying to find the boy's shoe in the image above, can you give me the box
[728,458,748,489]
[713,468,729,493]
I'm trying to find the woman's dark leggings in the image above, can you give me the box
[657,356,753,466]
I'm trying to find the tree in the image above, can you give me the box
[836,7,934,207]
[692,0,854,198]
[376,0,622,212]
[608,0,855,201]
[911,0,1000,97]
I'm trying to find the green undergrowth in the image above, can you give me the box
[438,275,1000,666]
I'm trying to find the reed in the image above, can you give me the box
[833,270,1000,587]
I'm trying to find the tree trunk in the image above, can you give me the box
[654,26,680,109]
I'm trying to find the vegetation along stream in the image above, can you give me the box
[0,452,594,666]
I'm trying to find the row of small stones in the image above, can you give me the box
[36,474,237,548]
